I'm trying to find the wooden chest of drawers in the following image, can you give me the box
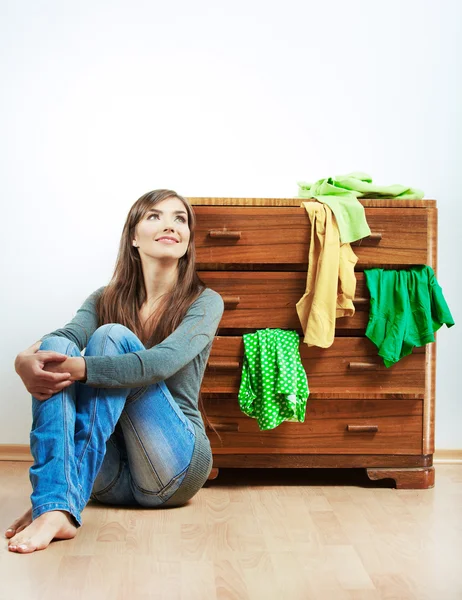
[191,197,437,489]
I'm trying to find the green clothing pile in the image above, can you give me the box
[297,171,424,244]
[238,329,309,430]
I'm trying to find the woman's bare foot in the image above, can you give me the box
[7,510,77,553]
[5,507,33,539]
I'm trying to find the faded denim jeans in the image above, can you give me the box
[30,324,196,526]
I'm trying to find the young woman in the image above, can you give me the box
[6,189,224,553]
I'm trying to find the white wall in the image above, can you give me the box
[1,0,460,448]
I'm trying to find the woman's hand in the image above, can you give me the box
[43,356,87,382]
[15,342,74,401]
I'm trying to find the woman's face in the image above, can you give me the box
[133,196,191,263]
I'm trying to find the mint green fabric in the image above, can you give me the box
[238,329,309,430]
[364,266,454,367]
[297,172,425,244]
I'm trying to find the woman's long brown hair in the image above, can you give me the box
[96,189,220,440]
[97,189,205,346]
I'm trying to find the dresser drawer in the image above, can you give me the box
[199,271,369,332]
[203,397,423,454]
[203,337,426,397]
[194,206,430,267]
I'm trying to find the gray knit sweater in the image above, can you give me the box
[41,286,224,507]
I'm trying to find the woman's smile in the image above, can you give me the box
[156,236,179,244]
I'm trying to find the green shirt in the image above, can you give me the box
[365,266,454,367]
[238,329,309,430]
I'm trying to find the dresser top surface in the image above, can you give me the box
[188,197,436,208]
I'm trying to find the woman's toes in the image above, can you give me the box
[8,531,25,547]
[8,540,35,554]
[16,542,36,554]
[8,539,20,551]
[8,532,29,550]
[5,509,33,538]
[5,521,20,538]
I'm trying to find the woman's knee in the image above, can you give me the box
[39,336,80,357]
[85,324,143,357]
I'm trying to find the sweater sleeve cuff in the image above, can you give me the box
[83,356,124,387]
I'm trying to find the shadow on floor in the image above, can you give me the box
[204,468,396,489]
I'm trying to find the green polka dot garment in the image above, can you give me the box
[238,328,309,430]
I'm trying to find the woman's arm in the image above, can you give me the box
[15,287,103,400]
[40,287,105,350]
[84,289,224,389]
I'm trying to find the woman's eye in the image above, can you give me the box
[146,213,186,223]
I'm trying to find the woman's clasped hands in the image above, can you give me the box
[14,341,75,401]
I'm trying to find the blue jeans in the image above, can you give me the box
[30,324,196,525]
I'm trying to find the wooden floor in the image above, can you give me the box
[0,463,461,600]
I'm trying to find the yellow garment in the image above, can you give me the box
[296,202,357,348]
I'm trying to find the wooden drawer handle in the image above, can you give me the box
[353,297,369,306]
[346,425,379,433]
[208,230,241,240]
[348,362,379,371]
[223,295,241,307]
[207,423,239,432]
[352,232,382,246]
[208,361,240,370]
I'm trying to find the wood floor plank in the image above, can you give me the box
[325,545,375,591]
[238,552,280,600]
[181,561,217,600]
[310,510,350,546]
[214,558,250,600]
[1,463,462,599]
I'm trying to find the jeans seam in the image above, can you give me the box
[32,501,72,511]
[126,384,194,440]
[76,324,118,479]
[76,393,99,480]
[157,384,196,440]
[63,394,77,517]
[126,386,148,404]
[92,459,124,497]
[59,337,86,509]
[120,411,164,489]
[32,503,82,527]
[132,463,189,498]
